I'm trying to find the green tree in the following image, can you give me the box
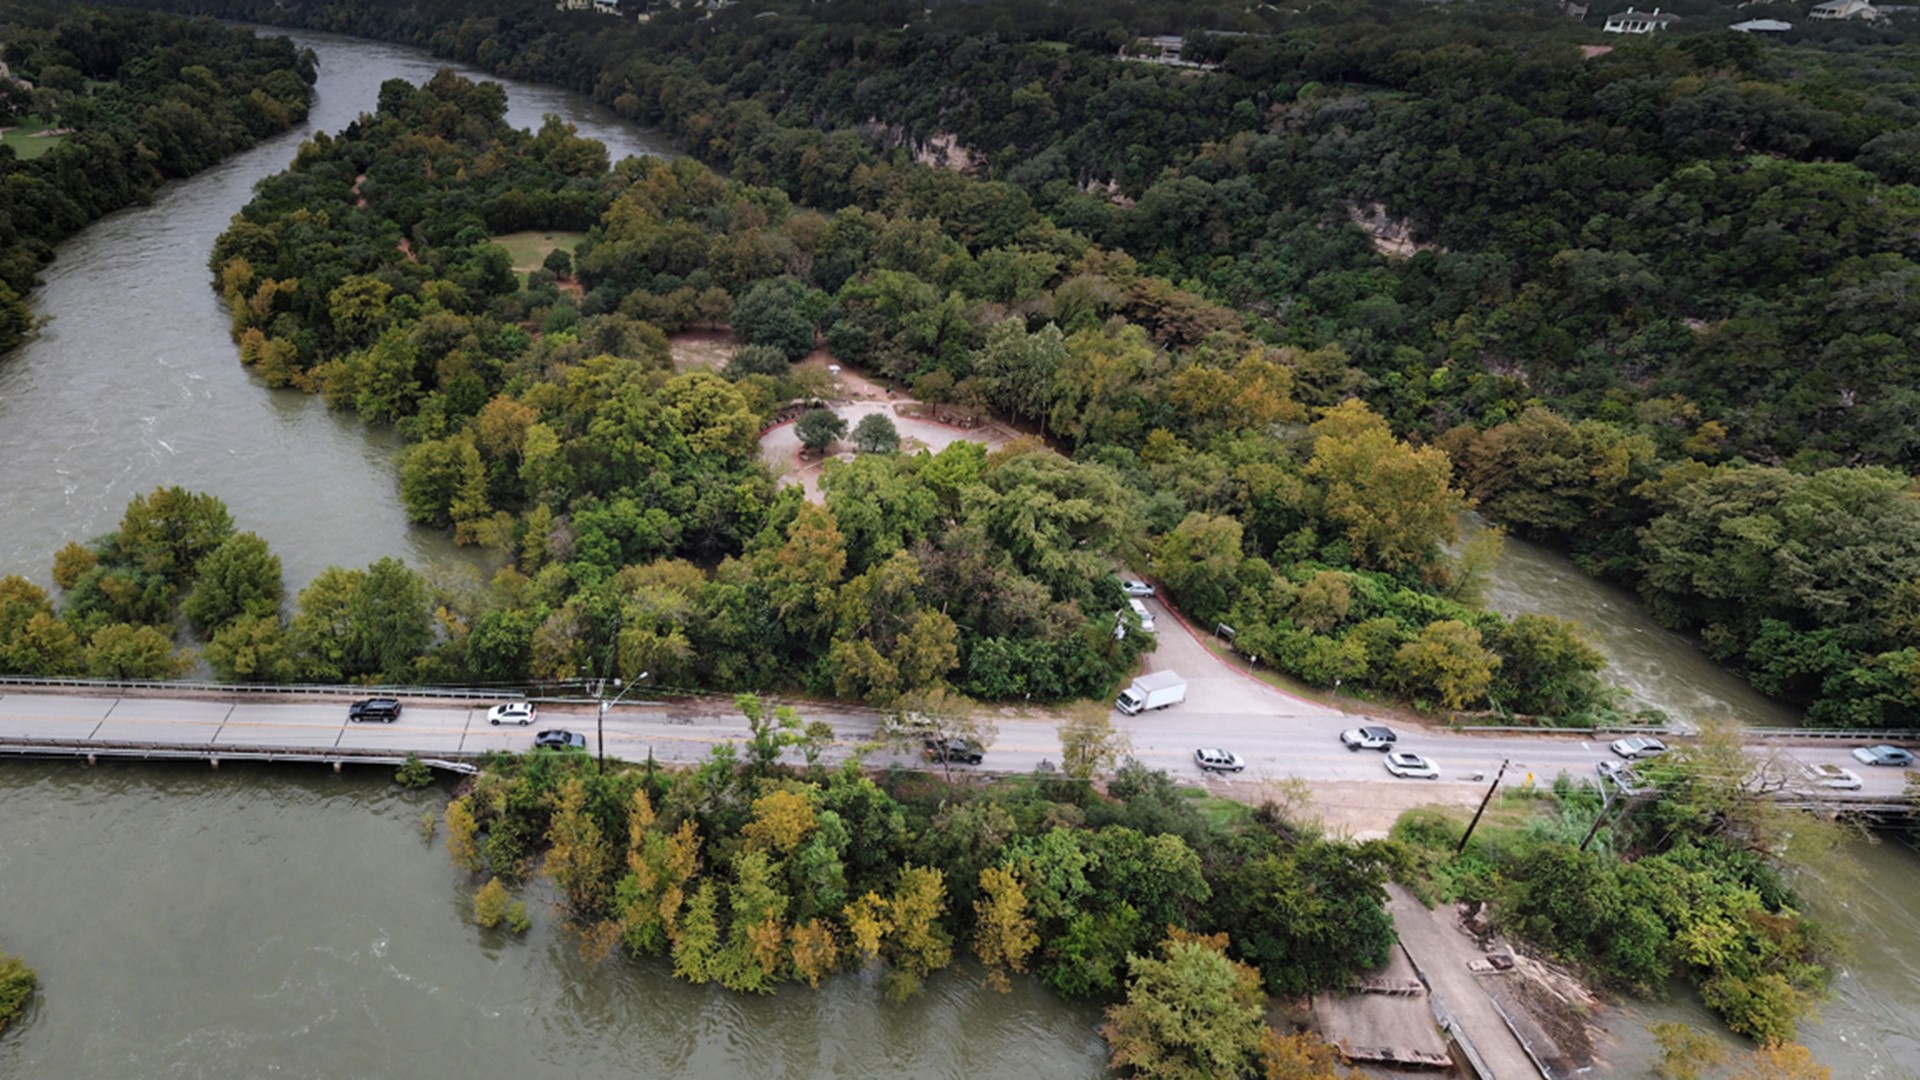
[345,557,434,681]
[730,277,817,361]
[851,412,901,454]
[795,408,848,454]
[1102,930,1267,1080]
[114,487,235,585]
[974,317,1064,425]
[1155,512,1246,626]
[1059,712,1132,783]
[203,614,297,682]
[1394,620,1501,710]
[723,343,790,380]
[0,576,82,676]
[287,565,364,681]
[181,532,284,633]
[714,849,791,993]
[1305,400,1465,573]
[84,623,191,679]
[736,693,813,775]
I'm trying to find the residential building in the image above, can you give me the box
[1602,6,1679,31]
[1809,0,1878,18]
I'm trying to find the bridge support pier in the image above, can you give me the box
[86,753,96,766]
[333,761,342,774]
[209,758,219,770]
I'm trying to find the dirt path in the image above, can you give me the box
[760,400,1021,502]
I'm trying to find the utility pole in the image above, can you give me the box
[1581,781,1639,851]
[1579,795,1617,852]
[1456,758,1510,855]
[596,671,649,774]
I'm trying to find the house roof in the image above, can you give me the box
[1605,6,1679,21]
[1730,16,1794,27]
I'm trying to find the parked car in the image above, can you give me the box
[1802,763,1864,791]
[1385,752,1440,780]
[534,729,587,751]
[1596,759,1644,794]
[1609,736,1668,760]
[1852,745,1915,768]
[487,702,537,726]
[1121,580,1156,598]
[1340,726,1398,752]
[348,698,401,723]
[923,737,984,765]
[1125,597,1156,633]
[1194,748,1245,773]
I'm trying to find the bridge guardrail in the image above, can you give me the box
[0,736,479,774]
[0,675,722,707]
[1455,722,1920,743]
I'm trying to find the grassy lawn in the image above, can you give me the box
[0,119,66,161]
[492,230,586,273]
[1178,785,1255,829]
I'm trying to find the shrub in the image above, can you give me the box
[0,948,36,1034]
[723,344,789,380]
[395,754,435,789]
[474,878,512,929]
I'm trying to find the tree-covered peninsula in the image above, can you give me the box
[193,70,1613,720]
[0,3,315,353]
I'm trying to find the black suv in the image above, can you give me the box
[923,737,984,765]
[349,698,402,723]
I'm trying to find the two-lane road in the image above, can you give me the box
[0,688,1906,801]
[0,593,1908,801]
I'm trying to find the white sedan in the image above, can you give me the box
[1122,580,1156,598]
[1385,752,1440,780]
[487,702,538,726]
[1802,763,1863,791]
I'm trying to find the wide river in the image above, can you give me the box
[0,24,1913,1080]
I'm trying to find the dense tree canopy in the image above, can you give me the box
[0,3,313,354]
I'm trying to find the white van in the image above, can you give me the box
[1127,597,1155,633]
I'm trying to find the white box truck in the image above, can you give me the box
[1117,670,1187,715]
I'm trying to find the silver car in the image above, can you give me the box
[1852,745,1914,768]
[1195,748,1244,773]
[1610,736,1668,760]
[1340,726,1398,751]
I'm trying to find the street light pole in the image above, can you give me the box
[596,671,649,773]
